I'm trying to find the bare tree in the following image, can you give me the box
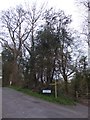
[0,6,32,85]
[81,0,90,68]
[23,3,45,88]
[75,0,90,68]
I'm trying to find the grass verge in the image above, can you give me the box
[9,85,76,105]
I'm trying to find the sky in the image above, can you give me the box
[0,0,83,31]
[0,0,85,31]
[0,0,87,54]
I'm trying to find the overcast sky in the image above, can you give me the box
[0,0,87,54]
[0,0,83,30]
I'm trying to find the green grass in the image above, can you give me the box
[9,85,76,105]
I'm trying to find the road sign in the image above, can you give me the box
[49,82,60,85]
[49,80,60,98]
[42,90,51,93]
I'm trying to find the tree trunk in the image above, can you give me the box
[64,75,68,94]
[9,60,19,85]
[29,53,37,88]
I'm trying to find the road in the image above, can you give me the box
[0,87,2,119]
[2,87,88,118]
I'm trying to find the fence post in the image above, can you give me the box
[76,91,79,99]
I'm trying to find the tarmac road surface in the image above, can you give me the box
[0,87,2,119]
[2,87,88,118]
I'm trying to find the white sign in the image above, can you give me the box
[42,90,51,93]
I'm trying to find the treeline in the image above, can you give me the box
[0,4,89,97]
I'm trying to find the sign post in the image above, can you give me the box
[49,81,60,98]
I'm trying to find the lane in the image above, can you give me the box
[0,87,2,119]
[2,87,88,118]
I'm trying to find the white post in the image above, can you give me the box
[10,81,12,86]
